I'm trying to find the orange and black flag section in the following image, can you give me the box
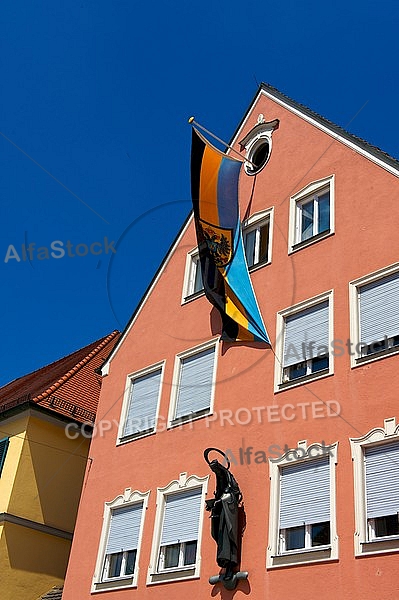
[190,128,270,343]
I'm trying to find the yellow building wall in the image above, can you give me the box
[0,522,69,600]
[0,413,29,514]
[0,409,91,599]
[8,412,90,531]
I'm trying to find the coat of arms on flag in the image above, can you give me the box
[190,127,270,344]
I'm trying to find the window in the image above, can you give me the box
[297,189,330,241]
[118,363,164,443]
[183,249,203,299]
[289,176,334,252]
[158,489,202,571]
[0,437,9,476]
[147,473,208,584]
[267,441,338,567]
[92,489,149,591]
[102,505,142,580]
[182,248,218,302]
[351,418,399,556]
[365,443,399,540]
[275,292,333,390]
[168,342,217,426]
[245,137,271,175]
[350,264,399,365]
[279,457,330,553]
[238,116,279,176]
[242,208,273,269]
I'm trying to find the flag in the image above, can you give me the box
[190,128,270,344]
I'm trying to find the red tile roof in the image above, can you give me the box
[0,331,120,423]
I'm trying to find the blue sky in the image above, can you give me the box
[1,0,398,386]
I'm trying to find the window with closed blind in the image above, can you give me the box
[275,292,333,390]
[92,490,150,592]
[147,473,208,584]
[118,362,164,444]
[365,442,399,539]
[350,419,399,556]
[279,457,331,552]
[158,488,202,571]
[350,265,399,365]
[169,341,217,426]
[267,441,338,567]
[102,503,143,580]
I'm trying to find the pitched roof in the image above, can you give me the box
[0,331,120,423]
[231,82,399,174]
[38,586,63,600]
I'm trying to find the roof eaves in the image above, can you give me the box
[33,330,119,402]
[230,82,399,176]
[260,82,399,174]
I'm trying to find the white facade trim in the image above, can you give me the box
[167,339,219,428]
[147,473,208,585]
[91,488,150,593]
[116,360,165,445]
[274,290,334,392]
[349,261,399,367]
[267,440,338,568]
[350,418,399,556]
[288,175,335,253]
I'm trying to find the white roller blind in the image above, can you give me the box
[106,503,143,554]
[365,442,399,519]
[283,301,329,367]
[123,369,162,437]
[161,488,202,545]
[175,347,215,419]
[359,272,399,345]
[280,456,330,529]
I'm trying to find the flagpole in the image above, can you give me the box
[188,117,255,167]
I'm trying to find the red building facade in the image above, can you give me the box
[63,85,399,599]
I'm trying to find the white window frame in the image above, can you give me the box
[274,290,334,392]
[117,361,165,444]
[242,207,274,270]
[147,472,208,585]
[157,539,198,572]
[279,523,330,554]
[267,440,338,568]
[241,117,277,176]
[349,262,399,368]
[182,247,204,303]
[92,488,149,592]
[168,340,218,428]
[350,417,399,556]
[288,175,335,253]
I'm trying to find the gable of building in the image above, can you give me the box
[100,83,399,373]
